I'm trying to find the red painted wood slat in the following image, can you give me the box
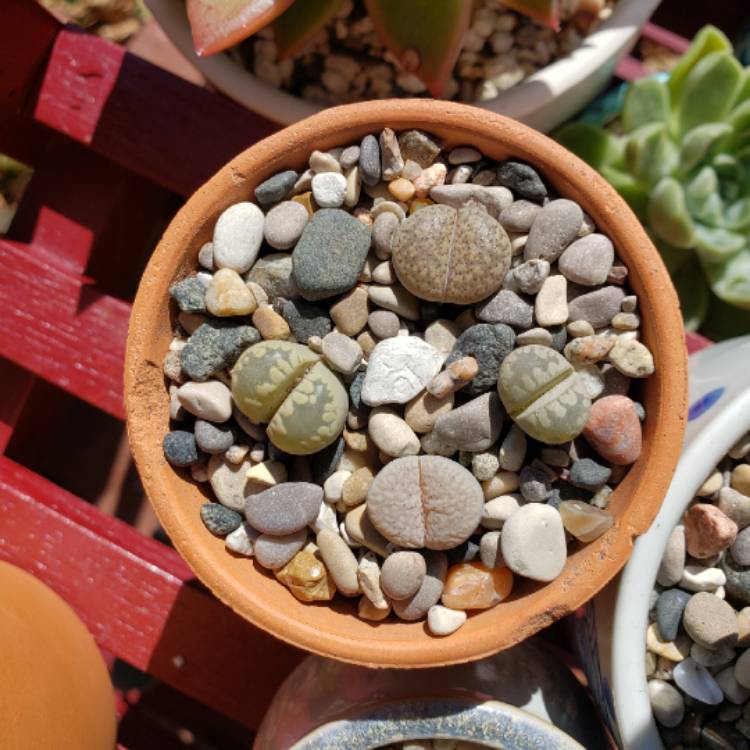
[0,359,35,454]
[0,456,303,730]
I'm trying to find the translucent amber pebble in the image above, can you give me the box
[274,550,337,602]
[231,341,347,455]
[559,500,614,542]
[441,561,513,610]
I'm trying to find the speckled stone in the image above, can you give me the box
[245,482,323,535]
[684,592,739,650]
[524,200,583,262]
[496,161,547,202]
[392,551,447,621]
[718,487,750,529]
[657,526,686,587]
[200,503,242,536]
[732,526,750,565]
[330,285,369,336]
[567,286,626,329]
[367,309,400,339]
[254,529,308,570]
[398,129,441,168]
[359,134,381,186]
[429,184,513,219]
[246,253,299,300]
[194,420,234,454]
[558,234,614,286]
[519,463,552,502]
[372,211,399,259]
[434,392,504,452]
[263,200,309,250]
[512,258,550,295]
[583,395,642,465]
[254,169,297,206]
[656,588,691,641]
[170,276,206,313]
[281,298,332,343]
[722,553,750,606]
[684,503,738,559]
[445,323,515,396]
[569,458,611,491]
[500,200,542,233]
[180,321,259,381]
[476,289,533,329]
[381,551,427,600]
[163,430,202,467]
[292,209,371,301]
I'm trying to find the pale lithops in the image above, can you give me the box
[497,345,591,444]
[231,341,347,455]
[392,203,511,304]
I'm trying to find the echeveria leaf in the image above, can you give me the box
[680,123,733,173]
[363,0,474,97]
[601,166,649,220]
[622,78,670,133]
[653,235,693,275]
[668,25,733,104]
[686,165,719,201]
[703,248,750,309]
[723,99,750,152]
[713,153,743,184]
[554,122,623,170]
[187,0,295,55]
[625,122,679,187]
[694,223,746,262]
[648,177,696,248]
[725,197,750,230]
[672,258,709,331]
[500,0,561,30]
[677,51,744,136]
[272,0,343,57]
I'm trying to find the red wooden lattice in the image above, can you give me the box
[0,2,702,746]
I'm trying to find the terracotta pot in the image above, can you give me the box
[0,562,117,748]
[125,99,688,668]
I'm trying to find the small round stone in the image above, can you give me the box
[648,679,685,728]
[476,289,533,329]
[380,551,427,600]
[427,605,467,636]
[735,648,750,689]
[309,149,341,173]
[368,283,420,320]
[583,395,642,465]
[367,455,484,550]
[471,452,500,482]
[732,464,750,494]
[501,504,567,582]
[524,199,583,262]
[500,200,542,233]
[368,407,420,458]
[244,482,323,535]
[368,309,400,339]
[685,503,738,559]
[558,234,614,286]
[359,134,381,186]
[683,592,739,650]
[200,503,242,536]
[194,420,234,454]
[732,526,750,566]
[512,259,550,294]
[479,530,504,568]
[254,529,308,570]
[316,528,360,596]
[311,172,347,208]
[263,200,309,250]
[656,588,692,641]
[392,551,447,621]
[658,526,686,586]
[163,430,202,467]
[481,494,521,530]
[177,380,233,422]
[404,390,454,434]
[498,424,526,471]
[322,331,362,376]
[372,211,399,259]
[496,161,547,202]
[519,463,551,502]
[718,487,750,528]
[569,458,611,491]
[198,242,214,270]
[609,339,655,378]
[252,305,290,340]
[212,202,264,273]
[534,275,568,327]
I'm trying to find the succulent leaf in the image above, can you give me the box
[272,0,344,58]
[693,224,746,262]
[622,78,670,132]
[680,123,732,173]
[648,177,696,249]
[725,197,750,230]
[703,249,750,310]
[187,0,295,55]
[363,0,474,97]
[600,166,649,220]
[667,26,732,104]
[554,122,622,170]
[500,0,561,30]
[672,259,709,331]
[625,123,679,187]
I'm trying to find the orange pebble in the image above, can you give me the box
[441,562,513,611]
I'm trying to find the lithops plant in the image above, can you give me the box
[186,0,566,96]
[231,340,348,455]
[556,26,750,336]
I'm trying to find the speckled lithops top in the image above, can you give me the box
[162,127,655,636]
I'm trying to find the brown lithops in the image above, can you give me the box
[391,203,511,304]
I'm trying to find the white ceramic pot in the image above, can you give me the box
[575,336,750,749]
[146,0,661,132]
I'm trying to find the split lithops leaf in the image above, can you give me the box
[272,0,344,58]
[187,0,295,56]
[622,78,670,132]
[363,0,474,97]
[501,0,561,30]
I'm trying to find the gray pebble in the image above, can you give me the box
[281,298,332,343]
[732,526,750,566]
[397,130,441,168]
[434,392,504,452]
[177,380,232,422]
[600,363,632,398]
[567,286,626,329]
[499,424,526,472]
[292,209,371,300]
[246,253,299,300]
[245,482,323,535]
[198,242,214,270]
[254,169,297,206]
[372,212,399,258]
[368,309,400,339]
[519,463,551,502]
[569,458,612,491]
[648,679,684,729]
[359,134,381,186]
[480,531,504,568]
[500,200,542,233]
[718,487,750,528]
[392,551,447,621]
[445,323,515,396]
[656,588,691,641]
[170,276,206,313]
[200,503,242,536]
[263,200,308,250]
[722,553,750,605]
[348,372,366,410]
[683,592,739,650]
[496,161,547,202]
[657,526,686,587]
[340,145,360,169]
[558,234,614,287]
[476,289,533,329]
[525,199,584,262]
[549,324,568,352]
[194,419,234,454]
[163,430,202,467]
[254,529,308,570]
[381,551,427,600]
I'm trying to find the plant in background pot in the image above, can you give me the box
[557,26,750,340]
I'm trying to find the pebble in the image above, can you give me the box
[398,130,441,168]
[717,666,750,704]
[177,380,232,422]
[524,199,583,262]
[441,562,513,610]
[246,253,298,300]
[194,420,234,454]
[448,146,481,164]
[246,460,287,487]
[483,472,521,500]
[423,319,458,354]
[291,209,371,301]
[311,501,338,534]
[559,500,614,542]
[388,178,415,203]
[252,305,290,340]
[718,487,750,529]
[434,392,503,452]
[392,551,447,621]
[496,161,547,202]
[609,339,655,378]
[254,529,308,570]
[703,721,750,749]
[357,551,388,610]
[681,564,726,593]
[367,455,483,550]
[371,261,396,285]
[344,504,390,558]
[516,328,553,347]
[380,551,427,600]
[582,395,642,465]
[392,204,511,305]
[198,242,214,270]
[208,455,255,511]
[684,504,738,559]
[501,504,567,582]
[479,530,504,568]
[498,346,591,444]
[379,127,404,180]
[322,331,362,376]
[213,202,264,273]
[323,469,351,504]
[275,549,336,602]
[534,275,568,326]
[657,526,687,588]
[358,596,391,621]
[311,172,347,208]
[427,605,467,636]
[180,321,259,381]
[163,430,202,467]
[476,289,533,329]
[647,622,690,661]
[657,588,692,641]
[225,522,259,556]
[736,649,750,689]
[413,163,448,198]
[254,170,297,206]
[481,494,521,530]
[359,135,381,186]
[170,276,206,313]
[330,286,369,336]
[263,200,308,250]
[361,336,444,406]
[445,323,515,396]
[367,283,420,320]
[317,528,360,596]
[691,643,735,668]
[245,482,323,535]
[558,234,614,286]
[500,200,542,233]
[309,150,341,173]
[368,407,420,458]
[282,298,331,343]
[372,211,399,259]
[649,680,685,728]
[471,452,500,482]
[367,309,400,340]
[498,424,526,472]
[564,335,614,365]
[612,312,640,330]
[429,184,513,219]
[512,259,550,295]
[205,268,256,317]
[683,592,739,650]
[404,390,454,434]
[519,462,551,503]
[723,554,750,605]
[569,458,611,491]
[339,146,360,170]
[567,286,626,329]
[567,320,595,338]
[200,503,242,536]
[732,527,750,566]
[673,658,724,705]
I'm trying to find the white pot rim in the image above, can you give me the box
[612,335,750,750]
[145,0,661,129]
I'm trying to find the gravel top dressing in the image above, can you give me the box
[163,126,654,636]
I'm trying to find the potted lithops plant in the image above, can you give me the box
[125,99,687,667]
[557,26,750,339]
[146,0,661,130]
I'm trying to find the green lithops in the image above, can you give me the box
[231,341,347,455]
[392,203,511,305]
[497,345,591,444]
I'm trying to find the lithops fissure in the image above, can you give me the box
[392,202,511,304]
[231,341,347,455]
[497,345,591,444]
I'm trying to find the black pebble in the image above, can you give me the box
[359,134,381,186]
[163,430,202,467]
[496,161,548,202]
[282,298,332,343]
[200,503,242,536]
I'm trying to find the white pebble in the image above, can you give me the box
[501,504,567,582]
[176,381,232,422]
[225,522,259,556]
[427,605,467,636]
[368,407,420,458]
[680,564,727,592]
[312,172,347,208]
[481,494,521,529]
[324,469,352,503]
[212,202,264,273]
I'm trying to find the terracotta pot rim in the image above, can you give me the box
[125,99,687,668]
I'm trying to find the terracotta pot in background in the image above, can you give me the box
[0,562,117,749]
[125,99,688,668]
